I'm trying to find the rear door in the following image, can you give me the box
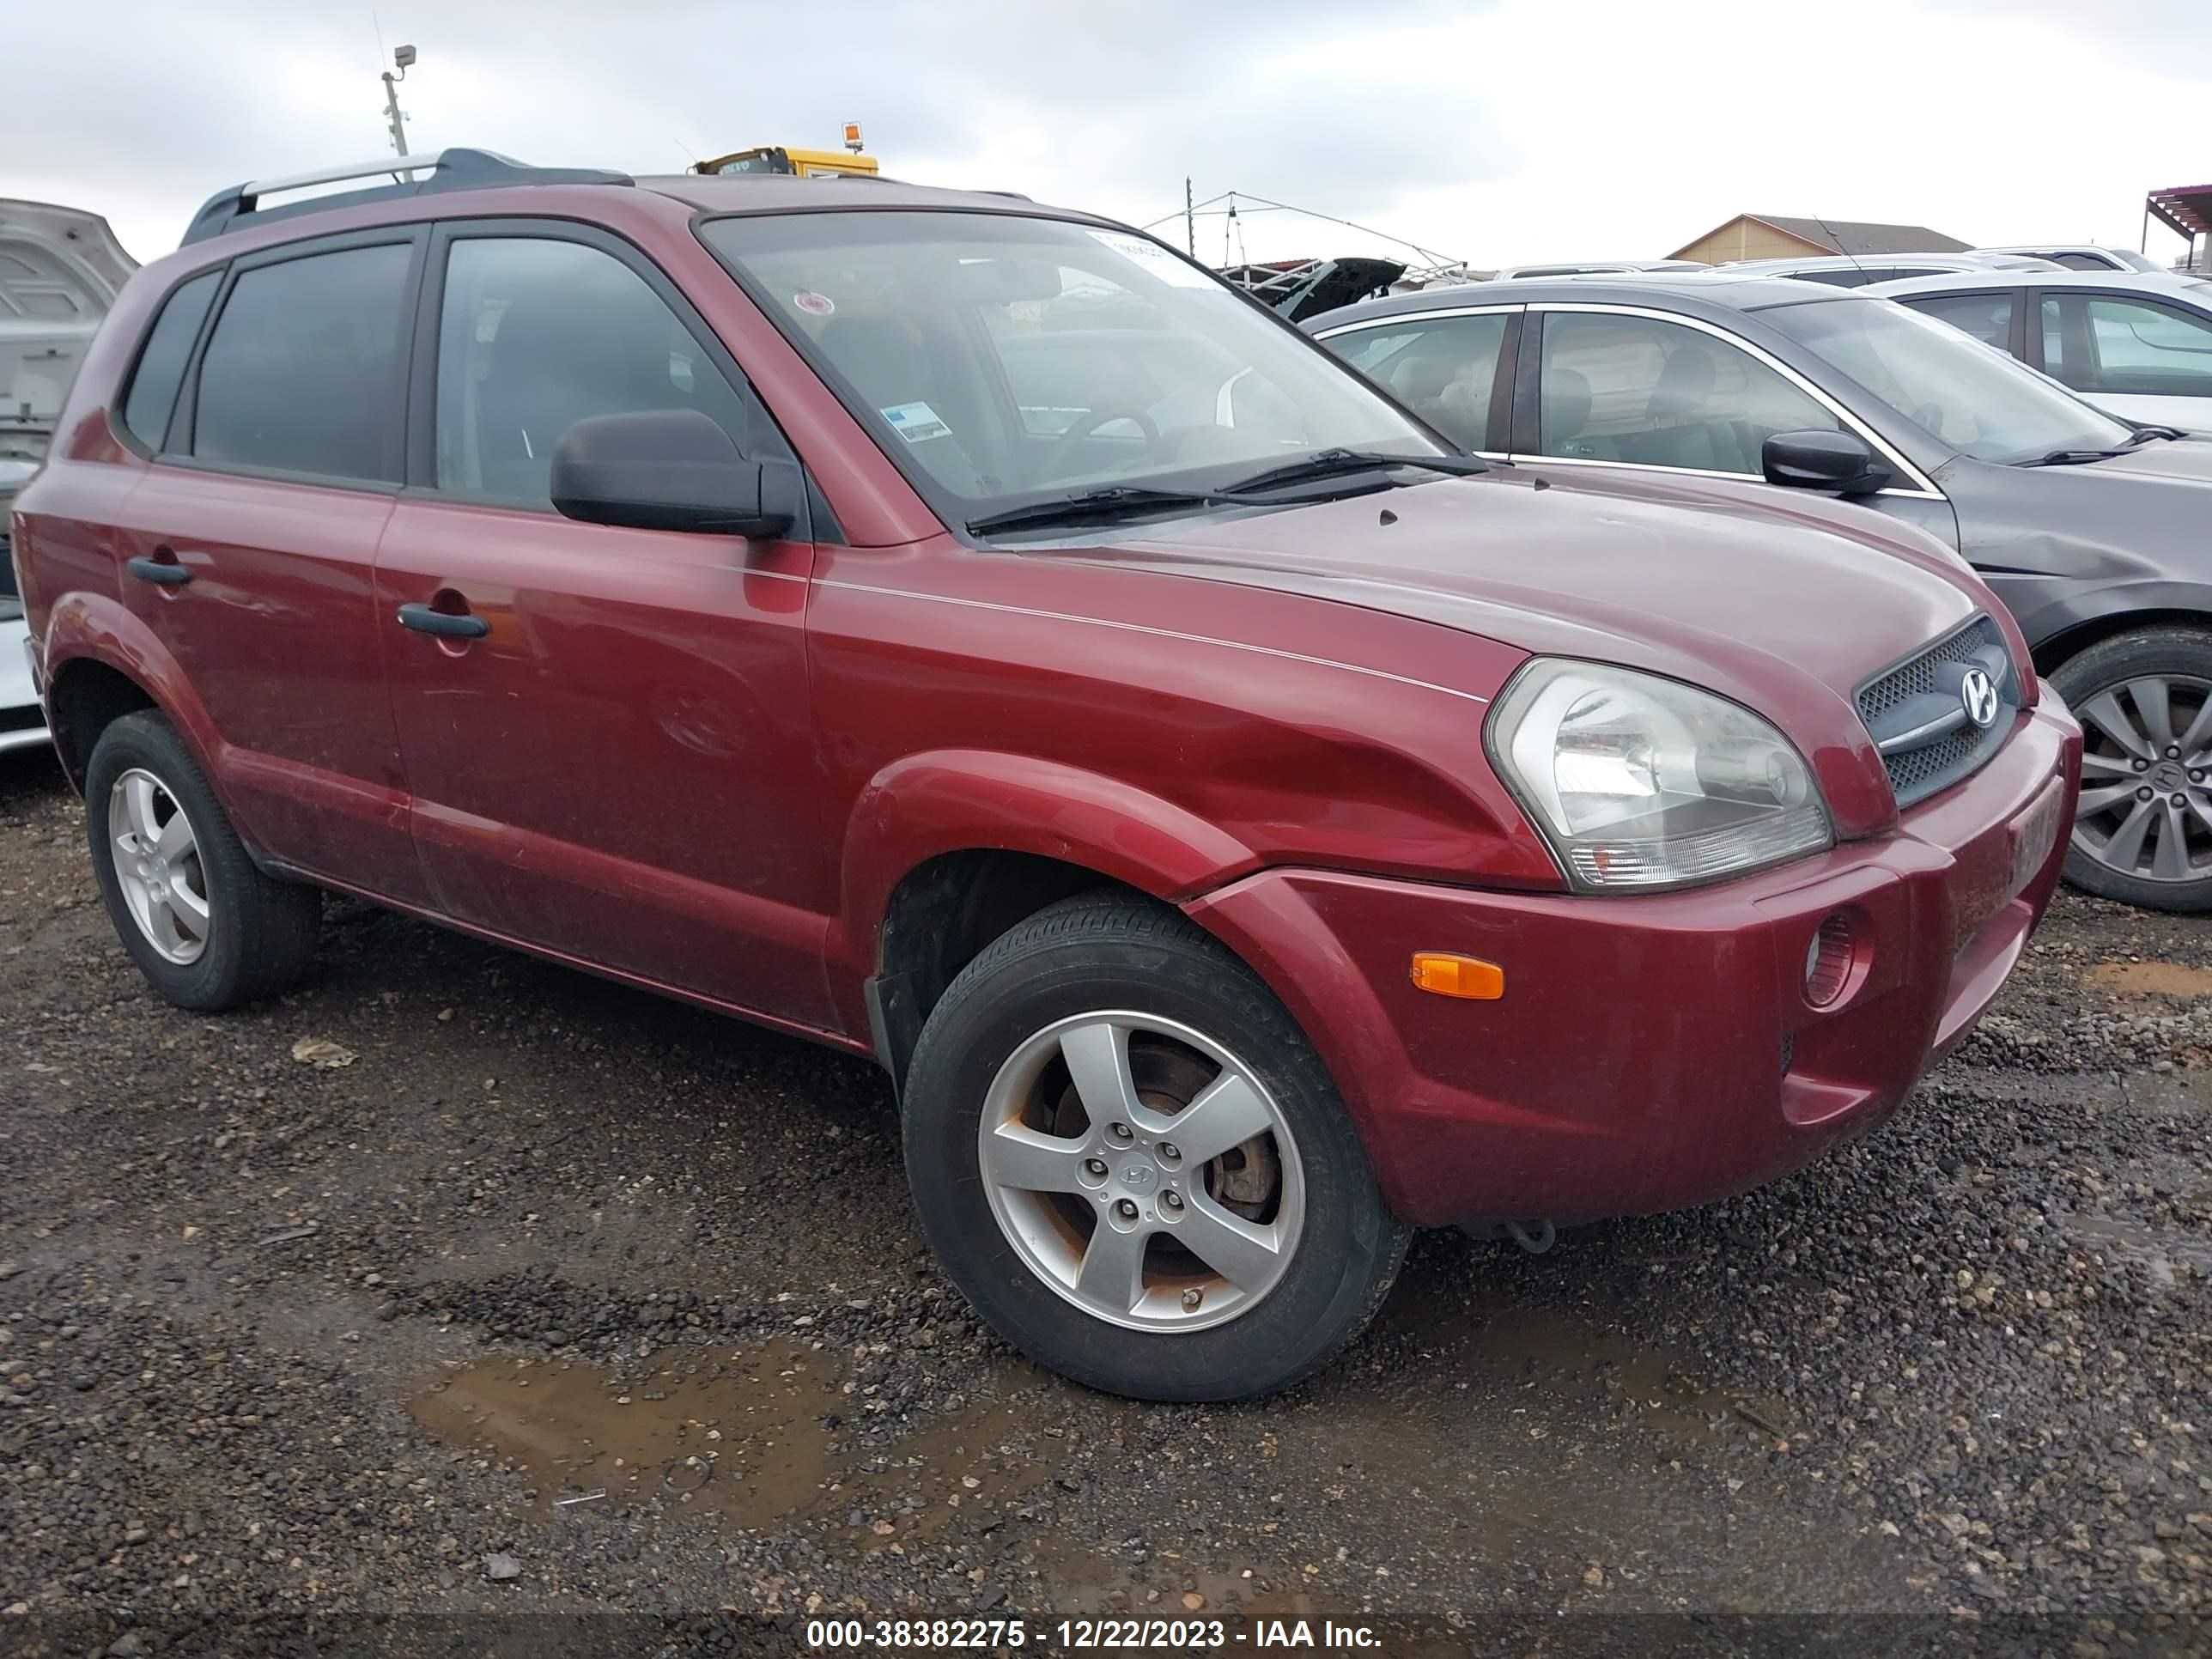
[2028,288,2212,430]
[111,228,429,901]
[1309,304,1522,455]
[374,221,834,1028]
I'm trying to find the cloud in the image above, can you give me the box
[3,0,2206,271]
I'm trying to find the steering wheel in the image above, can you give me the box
[1038,406,1164,483]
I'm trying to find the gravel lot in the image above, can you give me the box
[1,744,2206,1656]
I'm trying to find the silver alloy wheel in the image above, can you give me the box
[975,1011,1305,1334]
[107,768,211,964]
[2073,674,2212,884]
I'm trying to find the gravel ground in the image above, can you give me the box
[1,744,2206,1657]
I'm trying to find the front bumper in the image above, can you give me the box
[0,616,50,757]
[1185,696,2081,1227]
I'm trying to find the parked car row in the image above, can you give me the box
[1311,270,2212,912]
[8,152,2085,1401]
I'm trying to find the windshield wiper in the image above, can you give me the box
[967,485,1224,537]
[2125,425,2187,444]
[1217,447,1487,496]
[2015,447,2133,468]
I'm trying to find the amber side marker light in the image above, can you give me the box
[1409,952,1504,1000]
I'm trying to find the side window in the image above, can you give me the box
[1794,269,1865,289]
[1533,312,1844,475]
[1320,313,1510,450]
[120,270,220,452]
[1882,267,1947,283]
[2039,294,2212,398]
[1905,292,2014,351]
[434,236,784,506]
[2053,252,2106,271]
[192,243,412,482]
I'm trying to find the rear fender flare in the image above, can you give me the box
[40,591,227,791]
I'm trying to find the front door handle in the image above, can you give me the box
[126,554,191,586]
[396,602,489,640]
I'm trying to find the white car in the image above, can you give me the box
[1975,244,2167,274]
[1869,268,2212,434]
[1717,251,2064,287]
[1489,259,1708,280]
[1,198,137,756]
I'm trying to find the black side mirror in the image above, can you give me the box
[1761,428,1893,497]
[550,409,797,538]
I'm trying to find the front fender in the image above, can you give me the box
[40,589,228,790]
[2008,577,2212,665]
[830,748,1261,998]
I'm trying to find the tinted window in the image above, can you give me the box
[192,244,411,481]
[1533,312,1841,474]
[121,270,220,451]
[1906,292,2014,350]
[2052,252,2109,271]
[1322,313,1510,449]
[2039,294,2212,398]
[1882,267,1946,282]
[1791,269,1866,288]
[434,237,781,505]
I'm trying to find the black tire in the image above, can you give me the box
[902,893,1410,1402]
[83,710,321,1010]
[2051,626,2212,914]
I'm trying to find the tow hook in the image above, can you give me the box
[1458,1218,1559,1255]
[1504,1218,1557,1255]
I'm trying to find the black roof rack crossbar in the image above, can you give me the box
[179,148,633,246]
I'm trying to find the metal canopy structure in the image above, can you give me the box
[2147,183,2212,263]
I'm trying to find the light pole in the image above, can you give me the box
[380,44,416,158]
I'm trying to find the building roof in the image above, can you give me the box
[1674,212,1972,258]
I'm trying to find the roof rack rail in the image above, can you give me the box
[179,148,633,246]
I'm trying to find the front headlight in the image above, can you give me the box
[1486,659,1832,891]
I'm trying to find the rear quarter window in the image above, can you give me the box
[120,270,221,452]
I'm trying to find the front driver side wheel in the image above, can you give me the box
[901,893,1410,1401]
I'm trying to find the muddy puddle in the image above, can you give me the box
[2087,959,2212,1001]
[413,1337,1048,1540]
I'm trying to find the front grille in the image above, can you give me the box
[1856,615,2017,809]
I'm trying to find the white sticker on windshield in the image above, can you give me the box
[881,401,952,444]
[1087,228,1217,289]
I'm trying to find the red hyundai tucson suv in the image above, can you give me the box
[7,151,2081,1401]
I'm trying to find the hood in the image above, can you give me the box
[1083,467,1984,727]
[0,200,136,321]
[1,200,137,449]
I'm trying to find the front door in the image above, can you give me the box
[1510,306,1962,552]
[2031,289,2212,432]
[374,224,836,1029]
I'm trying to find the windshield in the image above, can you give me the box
[1761,295,2134,463]
[697,211,1444,523]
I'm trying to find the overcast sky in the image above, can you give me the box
[10,0,2210,273]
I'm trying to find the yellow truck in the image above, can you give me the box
[691,124,878,179]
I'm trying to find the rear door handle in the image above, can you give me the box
[396,602,489,640]
[126,554,191,586]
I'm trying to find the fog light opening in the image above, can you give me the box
[1803,910,1856,1008]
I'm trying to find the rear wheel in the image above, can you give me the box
[902,894,1409,1401]
[2052,627,2212,913]
[84,711,321,1009]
